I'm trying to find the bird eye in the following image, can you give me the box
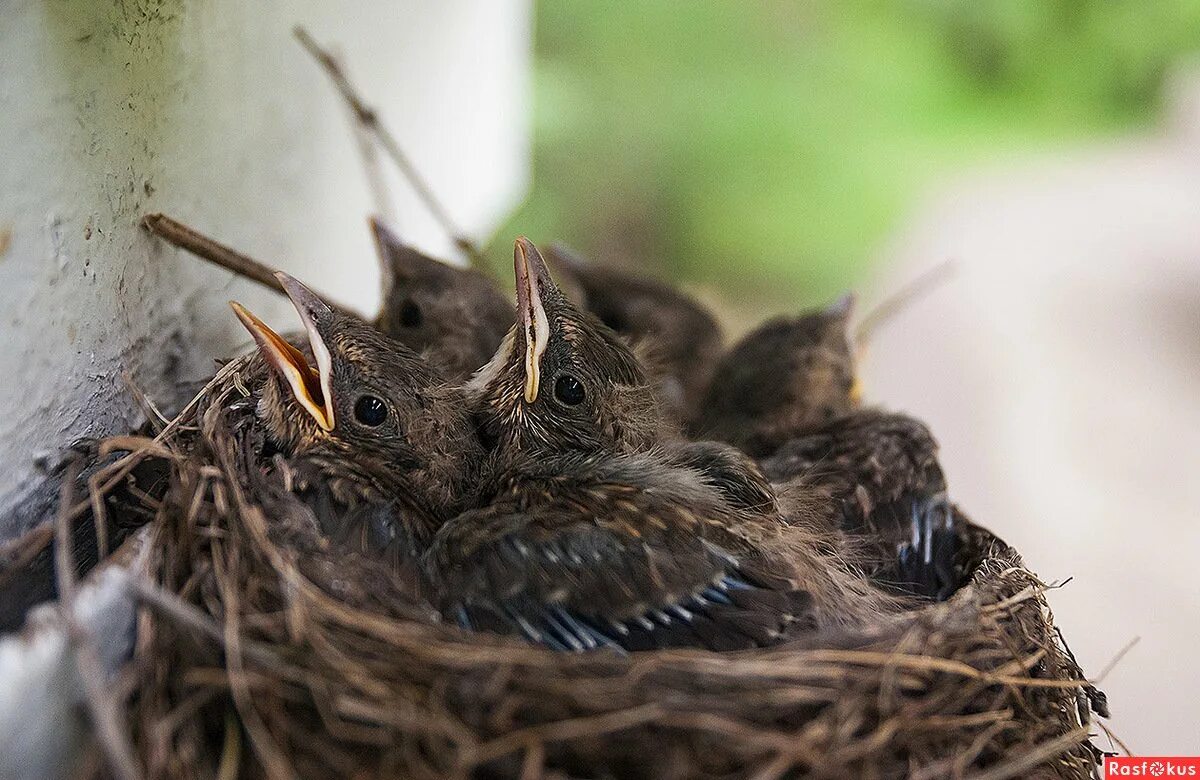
[553,374,586,406]
[354,395,389,426]
[398,299,422,328]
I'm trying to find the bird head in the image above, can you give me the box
[231,272,480,514]
[370,217,513,379]
[467,237,663,460]
[696,294,859,454]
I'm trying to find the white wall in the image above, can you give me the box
[0,0,531,535]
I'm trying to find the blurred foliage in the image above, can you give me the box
[486,0,1200,310]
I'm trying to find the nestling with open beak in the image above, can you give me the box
[691,295,860,456]
[544,243,724,423]
[231,272,484,565]
[370,217,514,380]
[424,239,901,652]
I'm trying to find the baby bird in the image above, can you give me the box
[545,243,724,423]
[761,410,962,601]
[691,296,962,600]
[691,296,858,456]
[466,237,668,462]
[426,239,898,651]
[370,217,514,380]
[232,272,484,569]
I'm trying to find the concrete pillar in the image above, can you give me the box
[0,0,531,536]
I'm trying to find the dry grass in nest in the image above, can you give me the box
[63,367,1108,779]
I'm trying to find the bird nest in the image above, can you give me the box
[55,372,1108,780]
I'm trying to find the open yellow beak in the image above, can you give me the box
[230,277,337,431]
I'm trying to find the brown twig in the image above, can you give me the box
[54,459,143,780]
[142,213,286,295]
[961,726,1092,780]
[327,41,398,228]
[141,213,363,322]
[293,25,486,269]
[855,259,957,347]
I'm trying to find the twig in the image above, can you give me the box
[121,370,171,432]
[961,726,1091,780]
[327,41,397,227]
[54,459,143,780]
[142,214,361,322]
[293,25,486,269]
[131,579,281,670]
[217,708,243,780]
[1094,636,1140,683]
[213,541,299,780]
[142,213,285,295]
[1097,720,1133,757]
[0,523,54,590]
[855,259,957,347]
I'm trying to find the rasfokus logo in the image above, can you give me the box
[1105,757,1200,777]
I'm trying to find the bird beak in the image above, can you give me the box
[230,272,337,431]
[826,294,863,404]
[369,215,448,282]
[826,293,855,319]
[514,237,552,403]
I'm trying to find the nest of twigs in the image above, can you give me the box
[58,365,1107,780]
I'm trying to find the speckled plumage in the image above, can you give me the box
[428,449,901,652]
[762,409,962,600]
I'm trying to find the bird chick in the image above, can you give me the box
[232,272,483,563]
[691,295,859,456]
[691,299,962,600]
[467,237,668,465]
[426,239,901,651]
[761,410,963,601]
[370,217,514,380]
[545,243,724,423]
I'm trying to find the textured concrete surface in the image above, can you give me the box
[0,0,531,537]
[862,68,1200,754]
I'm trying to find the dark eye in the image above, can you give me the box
[554,374,586,406]
[398,299,422,328]
[354,395,389,426]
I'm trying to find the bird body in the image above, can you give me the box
[761,409,962,600]
[428,449,899,652]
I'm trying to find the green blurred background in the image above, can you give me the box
[485,0,1200,318]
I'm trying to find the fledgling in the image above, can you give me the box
[425,239,901,652]
[545,243,724,423]
[467,237,668,464]
[232,272,484,571]
[762,410,962,600]
[370,217,514,380]
[691,299,963,600]
[691,296,858,456]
